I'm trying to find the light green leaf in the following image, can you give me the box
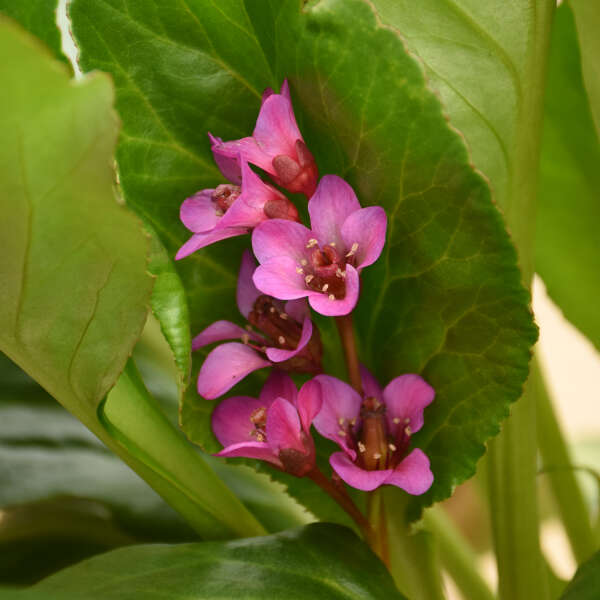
[12,524,404,600]
[70,0,537,520]
[535,3,600,351]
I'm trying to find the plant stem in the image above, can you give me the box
[424,506,495,600]
[534,355,596,563]
[367,488,390,567]
[335,314,363,393]
[307,467,374,543]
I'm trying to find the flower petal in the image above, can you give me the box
[308,264,359,316]
[284,299,310,322]
[236,250,261,319]
[266,317,312,362]
[308,176,361,248]
[253,256,310,300]
[312,374,361,458]
[211,135,273,176]
[259,369,298,405]
[211,395,268,446]
[215,441,281,467]
[266,397,304,454]
[296,378,323,433]
[175,227,248,260]
[359,365,383,403]
[341,206,387,270]
[383,374,435,436]
[191,320,262,350]
[180,190,218,233]
[385,449,433,495]
[209,133,242,184]
[197,343,271,399]
[252,219,312,265]
[330,452,392,491]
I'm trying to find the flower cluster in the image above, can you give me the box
[177,79,434,498]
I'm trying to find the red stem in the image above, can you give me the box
[335,314,363,394]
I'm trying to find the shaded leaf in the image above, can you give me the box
[560,550,600,600]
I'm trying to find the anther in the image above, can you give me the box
[338,430,346,436]
[346,242,359,257]
[242,334,250,344]
[256,433,265,442]
[373,452,382,460]
[358,442,366,453]
[278,335,286,345]
[322,283,329,292]
[300,259,308,266]
[350,418,356,426]
[305,274,314,284]
[280,312,288,320]
[306,238,318,248]
[296,267,304,274]
[388,443,397,452]
[329,241,336,247]
[215,209,224,217]
[335,268,346,278]
[269,306,276,313]
[405,425,412,436]
[393,417,401,424]
[328,294,335,301]
[338,417,345,425]
[404,417,410,424]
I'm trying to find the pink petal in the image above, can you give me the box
[266,317,312,362]
[209,133,242,185]
[197,343,271,399]
[385,449,433,495]
[253,92,302,159]
[359,365,383,403]
[307,264,360,316]
[279,79,291,101]
[383,374,435,436]
[236,250,261,319]
[284,299,309,322]
[253,256,310,300]
[215,441,281,467]
[296,378,323,433]
[266,397,304,454]
[212,136,273,176]
[211,395,268,447]
[311,374,361,458]
[341,206,387,270]
[330,452,392,491]
[259,369,298,405]
[175,227,248,260]
[308,176,361,248]
[191,320,262,350]
[252,219,312,265]
[180,190,218,233]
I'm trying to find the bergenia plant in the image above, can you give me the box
[4,2,596,599]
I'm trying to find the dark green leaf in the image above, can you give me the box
[535,3,600,351]
[0,0,67,65]
[560,550,600,600]
[70,0,537,520]
[13,524,404,600]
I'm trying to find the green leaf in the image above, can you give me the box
[0,0,67,65]
[0,18,153,427]
[13,524,404,600]
[70,0,537,520]
[560,550,600,600]
[535,3,600,351]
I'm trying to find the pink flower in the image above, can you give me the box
[175,155,298,260]
[212,370,322,476]
[311,368,434,493]
[210,81,318,198]
[194,251,322,399]
[251,176,387,316]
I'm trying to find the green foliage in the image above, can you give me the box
[536,3,600,351]
[7,524,404,600]
[69,0,537,521]
[560,550,600,600]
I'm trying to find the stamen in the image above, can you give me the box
[335,268,346,278]
[300,259,308,266]
[280,312,288,320]
[215,209,224,217]
[338,417,345,425]
[358,442,366,453]
[306,238,318,248]
[269,306,276,313]
[242,334,250,344]
[393,417,401,424]
[350,418,356,426]
[305,274,314,284]
[329,241,336,247]
[405,425,412,436]
[388,443,397,452]
[346,242,359,257]
[373,452,382,460]
[296,266,304,274]
[322,283,329,292]
[278,335,286,345]
[256,433,265,442]
[337,430,346,436]
[404,417,410,424]
[328,294,335,301]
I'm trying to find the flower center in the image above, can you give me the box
[212,184,241,215]
[247,295,302,350]
[249,406,268,442]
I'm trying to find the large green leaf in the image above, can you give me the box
[70,0,537,520]
[10,524,403,600]
[560,550,600,600]
[535,3,600,351]
[0,0,67,64]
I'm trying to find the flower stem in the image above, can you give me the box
[367,488,390,567]
[307,467,374,543]
[335,313,363,394]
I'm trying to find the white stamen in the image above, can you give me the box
[278,335,286,345]
[256,433,265,442]
[306,238,318,248]
[338,417,345,425]
[393,417,401,424]
[215,209,224,217]
[346,242,359,257]
[358,442,366,453]
[322,283,329,292]
[335,268,346,278]
[300,259,308,266]
[329,241,336,247]
[296,266,304,274]
[242,334,250,344]
[338,429,346,436]
[305,274,314,284]
[388,443,397,452]
[404,417,410,424]
[328,294,335,301]
[373,452,382,460]
[350,418,356,426]
[280,312,288,320]
[405,425,412,436]
[269,306,276,313]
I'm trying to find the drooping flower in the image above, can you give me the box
[194,251,322,399]
[311,368,434,493]
[212,370,321,476]
[175,155,298,260]
[210,80,318,198]
[251,175,387,316]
